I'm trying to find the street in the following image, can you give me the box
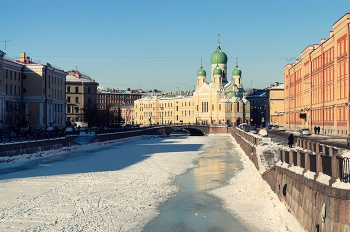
[267,129,349,151]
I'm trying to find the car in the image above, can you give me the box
[258,128,268,137]
[249,126,258,134]
[31,128,43,136]
[64,127,75,135]
[299,128,312,136]
[278,126,285,131]
[79,127,87,131]
[0,129,16,137]
[46,127,55,132]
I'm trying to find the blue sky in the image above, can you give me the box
[1,0,348,92]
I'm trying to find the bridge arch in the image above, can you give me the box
[165,125,208,136]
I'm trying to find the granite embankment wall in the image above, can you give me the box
[0,138,78,157]
[0,127,170,157]
[229,127,350,232]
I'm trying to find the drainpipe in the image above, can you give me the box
[44,66,48,127]
[321,43,325,134]
[348,22,350,134]
[309,52,313,131]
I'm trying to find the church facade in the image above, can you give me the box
[134,42,250,127]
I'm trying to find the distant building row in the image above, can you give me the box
[0,52,143,130]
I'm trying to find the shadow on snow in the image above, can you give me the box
[0,137,202,181]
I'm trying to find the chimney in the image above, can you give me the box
[330,30,334,37]
[20,52,26,63]
[25,57,30,64]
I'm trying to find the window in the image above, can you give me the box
[75,87,79,93]
[75,97,79,103]
[88,87,91,93]
[23,88,26,93]
[67,86,71,92]
[67,97,71,102]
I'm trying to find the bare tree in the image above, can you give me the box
[2,99,30,132]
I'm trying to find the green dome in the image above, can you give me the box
[210,45,228,64]
[197,66,206,76]
[213,66,222,75]
[232,66,242,76]
[230,91,237,98]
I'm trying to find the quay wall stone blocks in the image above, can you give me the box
[262,165,350,232]
[0,138,76,157]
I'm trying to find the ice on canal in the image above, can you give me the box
[0,135,305,231]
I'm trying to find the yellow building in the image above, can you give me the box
[268,83,285,126]
[0,52,66,130]
[134,41,250,126]
[284,13,350,136]
[0,51,24,129]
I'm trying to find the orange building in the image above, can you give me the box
[284,13,350,136]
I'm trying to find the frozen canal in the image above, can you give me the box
[0,135,304,231]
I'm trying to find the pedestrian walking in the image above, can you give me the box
[288,133,294,148]
[314,126,317,134]
[317,126,320,134]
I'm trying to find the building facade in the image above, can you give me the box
[284,13,350,136]
[246,89,268,127]
[0,51,24,129]
[19,53,67,129]
[267,83,285,126]
[134,42,250,126]
[66,71,99,127]
[97,88,142,127]
[1,52,66,130]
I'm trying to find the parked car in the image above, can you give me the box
[79,127,87,132]
[258,128,268,137]
[249,126,258,134]
[0,129,16,137]
[64,127,75,135]
[299,128,312,136]
[31,128,43,136]
[278,126,285,131]
[46,127,55,132]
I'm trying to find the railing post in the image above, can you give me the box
[330,154,341,185]
[278,149,283,161]
[289,150,294,167]
[297,150,301,167]
[315,152,323,180]
[303,152,310,174]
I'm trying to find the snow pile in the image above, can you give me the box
[209,137,305,232]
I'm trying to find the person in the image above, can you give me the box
[288,133,294,148]
[314,126,317,134]
[317,126,320,134]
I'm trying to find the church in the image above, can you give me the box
[134,40,250,126]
